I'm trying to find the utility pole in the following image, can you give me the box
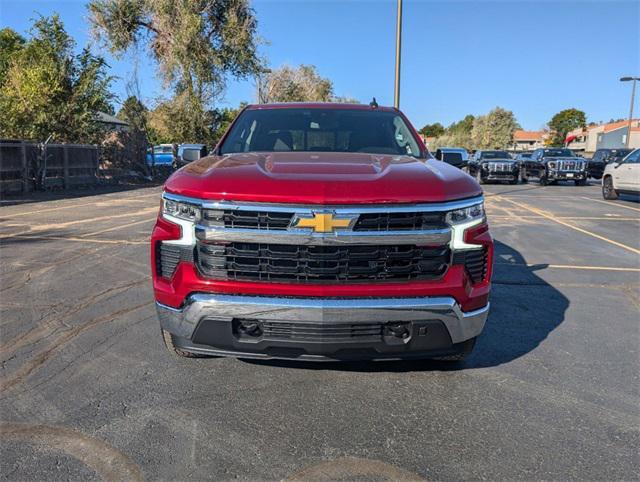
[394,0,403,109]
[620,76,639,148]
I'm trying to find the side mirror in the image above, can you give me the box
[612,162,621,169]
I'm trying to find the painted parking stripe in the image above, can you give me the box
[496,263,640,272]
[0,191,160,219]
[499,197,640,255]
[579,196,640,213]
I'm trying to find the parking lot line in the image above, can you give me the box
[579,196,640,213]
[0,191,160,219]
[6,234,147,245]
[0,208,158,240]
[499,197,640,255]
[496,263,640,272]
[489,215,636,221]
[79,218,155,238]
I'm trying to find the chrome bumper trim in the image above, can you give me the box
[156,295,489,344]
[163,192,484,213]
[194,226,452,245]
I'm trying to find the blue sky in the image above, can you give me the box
[1,0,638,130]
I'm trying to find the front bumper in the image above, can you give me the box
[156,294,489,361]
[548,170,586,180]
[481,168,519,182]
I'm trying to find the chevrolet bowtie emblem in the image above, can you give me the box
[292,213,356,233]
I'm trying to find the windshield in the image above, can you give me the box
[609,149,632,160]
[219,108,422,157]
[480,151,511,159]
[442,152,463,162]
[181,148,203,162]
[543,149,573,157]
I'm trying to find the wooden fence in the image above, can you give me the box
[0,141,100,195]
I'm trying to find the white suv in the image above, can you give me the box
[602,148,640,199]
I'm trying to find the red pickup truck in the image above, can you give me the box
[151,103,493,362]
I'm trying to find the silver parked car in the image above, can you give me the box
[602,148,640,199]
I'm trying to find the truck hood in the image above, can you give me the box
[163,152,481,204]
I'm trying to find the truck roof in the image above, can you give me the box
[245,102,398,113]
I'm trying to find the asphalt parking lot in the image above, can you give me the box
[1,181,638,481]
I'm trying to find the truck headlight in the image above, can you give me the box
[548,161,556,169]
[162,198,201,222]
[446,202,485,225]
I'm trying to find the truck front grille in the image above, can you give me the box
[202,209,293,230]
[353,212,446,231]
[486,162,514,172]
[453,248,488,283]
[259,320,382,342]
[196,242,451,283]
[201,209,448,232]
[155,242,194,279]
[555,160,584,171]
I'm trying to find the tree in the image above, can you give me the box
[548,108,586,146]
[0,28,25,82]
[210,103,246,144]
[112,95,150,172]
[256,64,333,103]
[0,15,113,143]
[419,123,445,138]
[89,0,264,142]
[471,107,520,149]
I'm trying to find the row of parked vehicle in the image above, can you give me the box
[146,143,209,170]
[433,146,636,188]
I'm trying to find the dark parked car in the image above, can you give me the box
[521,148,587,186]
[589,148,633,179]
[467,150,519,184]
[434,147,469,169]
[514,152,532,171]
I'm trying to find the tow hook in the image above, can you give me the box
[383,322,412,345]
[237,320,263,337]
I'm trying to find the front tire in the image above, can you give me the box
[476,169,486,185]
[162,329,206,358]
[432,337,476,362]
[539,175,549,186]
[602,176,618,200]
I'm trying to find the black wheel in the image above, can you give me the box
[574,179,587,186]
[602,176,618,200]
[432,337,476,362]
[539,176,549,186]
[475,168,485,185]
[161,329,206,358]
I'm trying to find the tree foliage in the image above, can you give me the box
[256,64,334,103]
[471,107,520,149]
[89,0,264,143]
[110,95,151,172]
[428,115,475,150]
[419,123,445,138]
[0,16,113,143]
[548,108,587,146]
[0,28,25,82]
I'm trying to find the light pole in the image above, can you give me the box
[394,0,403,109]
[620,76,639,148]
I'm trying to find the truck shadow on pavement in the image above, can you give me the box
[244,240,569,372]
